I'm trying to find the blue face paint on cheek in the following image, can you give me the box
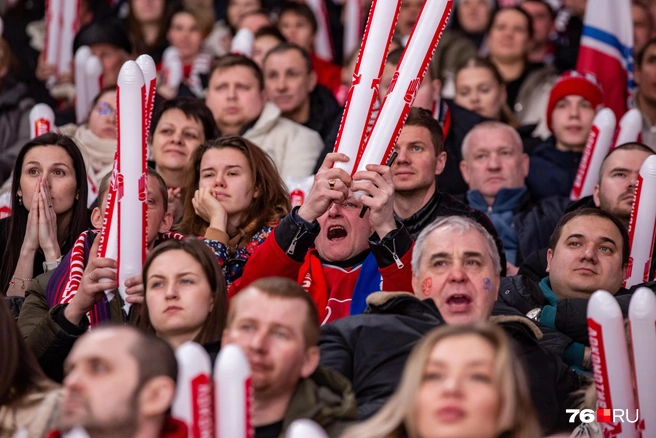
[483,278,492,293]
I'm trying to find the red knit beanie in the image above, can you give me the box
[546,71,604,132]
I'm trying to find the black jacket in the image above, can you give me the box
[458,191,570,265]
[438,100,487,196]
[526,137,582,201]
[319,292,582,434]
[308,85,343,174]
[518,196,656,282]
[397,190,507,275]
[498,275,656,353]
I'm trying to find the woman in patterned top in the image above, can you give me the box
[177,135,290,284]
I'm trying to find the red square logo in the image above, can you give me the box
[597,408,612,423]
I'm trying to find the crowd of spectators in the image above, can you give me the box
[1,0,656,437]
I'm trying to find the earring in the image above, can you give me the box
[17,195,22,206]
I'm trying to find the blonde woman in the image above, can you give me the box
[340,323,541,438]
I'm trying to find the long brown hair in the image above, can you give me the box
[140,238,228,346]
[341,323,541,438]
[0,299,53,406]
[177,135,290,237]
[1,134,89,295]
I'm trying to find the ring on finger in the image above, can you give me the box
[328,179,336,190]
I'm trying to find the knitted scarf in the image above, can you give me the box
[46,230,185,326]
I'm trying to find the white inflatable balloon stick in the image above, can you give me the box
[29,104,55,139]
[587,291,639,438]
[172,342,214,438]
[214,344,253,438]
[570,108,616,200]
[628,287,656,435]
[624,155,656,287]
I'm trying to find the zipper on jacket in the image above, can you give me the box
[390,239,404,269]
[287,228,306,255]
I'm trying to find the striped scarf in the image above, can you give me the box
[46,230,185,326]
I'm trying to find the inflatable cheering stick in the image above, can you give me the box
[587,291,638,438]
[214,344,253,438]
[624,155,656,287]
[353,0,453,199]
[629,287,656,435]
[29,104,55,139]
[332,0,402,176]
[614,108,642,148]
[172,342,214,438]
[570,108,616,200]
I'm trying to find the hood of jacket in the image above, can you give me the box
[282,365,358,434]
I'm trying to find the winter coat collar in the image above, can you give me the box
[282,366,358,434]
[467,187,528,214]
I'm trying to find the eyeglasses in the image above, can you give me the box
[95,102,116,116]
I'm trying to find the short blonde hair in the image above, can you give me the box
[340,323,542,438]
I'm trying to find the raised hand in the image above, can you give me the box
[64,235,118,325]
[192,187,228,231]
[167,187,183,224]
[298,153,352,223]
[38,178,61,261]
[21,180,41,254]
[124,274,144,305]
[351,163,397,238]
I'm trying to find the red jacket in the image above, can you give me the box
[229,209,414,323]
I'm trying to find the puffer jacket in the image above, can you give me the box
[279,366,358,438]
[244,102,323,180]
[319,292,581,434]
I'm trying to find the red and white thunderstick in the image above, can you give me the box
[285,420,328,438]
[74,46,91,124]
[231,28,255,57]
[85,55,103,110]
[214,345,253,438]
[136,54,157,134]
[332,0,401,176]
[569,108,616,201]
[172,342,214,438]
[29,104,55,139]
[44,0,63,69]
[97,61,148,314]
[163,47,183,90]
[587,291,639,438]
[343,0,363,59]
[629,287,656,435]
[614,108,642,148]
[624,155,656,288]
[57,0,79,76]
[353,0,453,196]
[305,0,333,62]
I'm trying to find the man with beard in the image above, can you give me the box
[520,143,655,281]
[47,326,185,438]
